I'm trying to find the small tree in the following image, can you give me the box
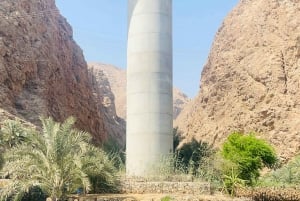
[221,132,277,185]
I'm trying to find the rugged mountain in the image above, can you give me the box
[175,0,300,159]
[173,87,190,119]
[0,0,106,143]
[88,63,190,120]
[88,66,126,147]
[89,63,127,119]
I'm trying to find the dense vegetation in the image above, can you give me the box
[154,130,280,196]
[221,132,277,185]
[260,155,300,186]
[0,117,118,201]
[1,121,296,200]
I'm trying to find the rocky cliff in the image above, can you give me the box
[89,63,127,120]
[0,0,106,143]
[175,0,300,159]
[88,66,126,147]
[88,63,190,120]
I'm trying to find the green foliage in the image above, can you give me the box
[161,196,172,201]
[20,186,47,201]
[102,138,125,171]
[175,138,214,175]
[222,168,246,196]
[0,120,27,149]
[147,131,216,182]
[82,146,120,193]
[260,155,300,187]
[196,152,234,186]
[0,120,29,171]
[0,117,118,201]
[146,154,187,181]
[221,132,277,185]
[0,154,4,170]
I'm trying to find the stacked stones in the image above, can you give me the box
[120,180,210,194]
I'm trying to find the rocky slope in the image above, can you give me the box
[89,63,127,119]
[175,0,300,159]
[88,66,126,147]
[88,63,190,120]
[0,0,106,143]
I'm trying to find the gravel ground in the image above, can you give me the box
[72,193,252,201]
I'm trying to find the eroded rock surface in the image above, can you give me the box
[175,0,300,159]
[88,66,126,147]
[88,63,190,121]
[0,0,106,143]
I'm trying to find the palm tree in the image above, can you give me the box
[0,119,28,173]
[0,117,118,201]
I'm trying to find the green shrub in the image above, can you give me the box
[260,155,300,187]
[221,132,277,185]
[175,138,214,175]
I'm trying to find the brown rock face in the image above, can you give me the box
[173,88,190,120]
[175,0,300,159]
[0,0,106,143]
[87,63,190,121]
[88,65,126,148]
[89,63,127,119]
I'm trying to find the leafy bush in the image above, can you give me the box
[221,132,277,185]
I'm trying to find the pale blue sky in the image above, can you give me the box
[56,1,239,97]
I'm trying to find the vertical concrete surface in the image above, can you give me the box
[126,0,173,177]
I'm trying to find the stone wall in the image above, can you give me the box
[120,180,211,194]
[67,181,211,201]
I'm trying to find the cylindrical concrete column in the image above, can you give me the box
[126,0,173,177]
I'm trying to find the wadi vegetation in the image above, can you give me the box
[1,119,300,201]
[0,117,119,201]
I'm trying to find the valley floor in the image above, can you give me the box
[69,193,250,201]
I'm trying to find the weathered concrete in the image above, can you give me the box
[126,0,173,176]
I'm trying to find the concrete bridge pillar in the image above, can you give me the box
[126,0,173,176]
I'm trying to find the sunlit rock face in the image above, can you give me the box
[88,64,126,148]
[87,63,190,121]
[175,0,300,160]
[0,0,106,143]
